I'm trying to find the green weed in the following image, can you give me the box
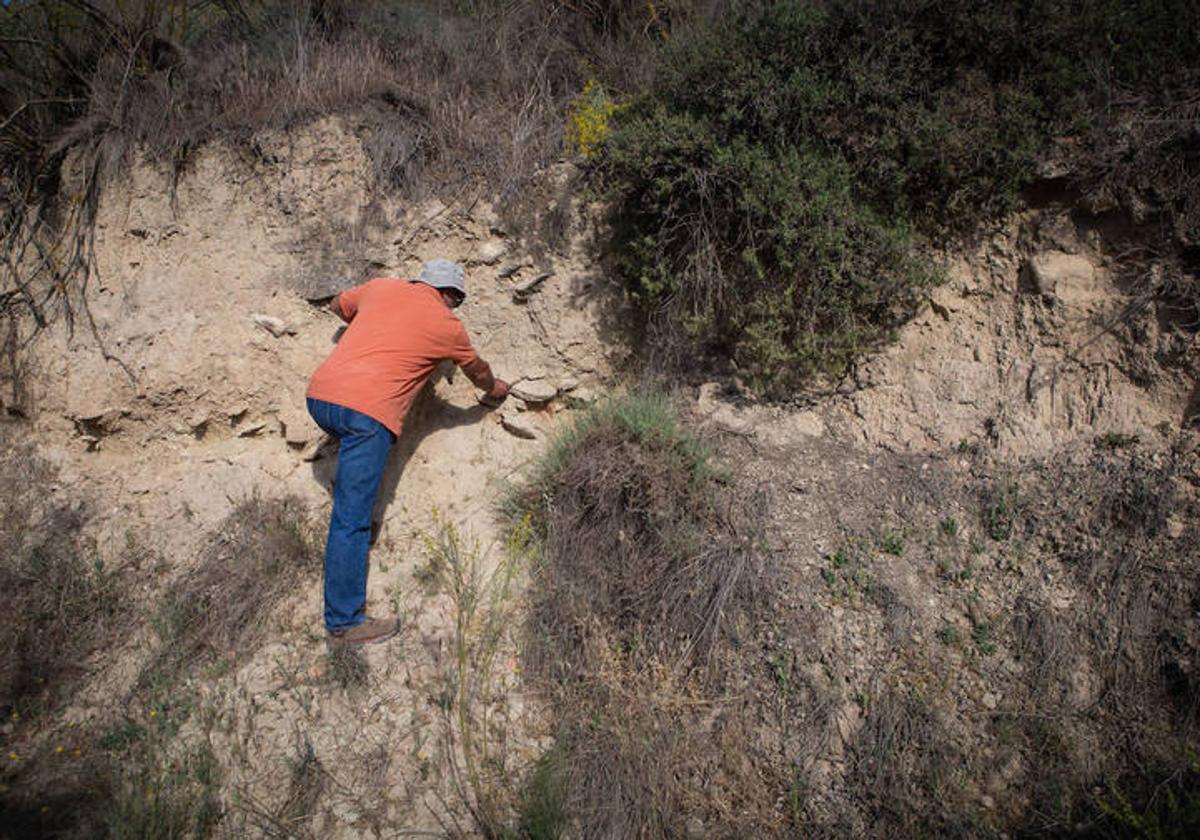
[514,744,569,840]
[937,624,962,646]
[880,532,905,556]
[982,482,1019,542]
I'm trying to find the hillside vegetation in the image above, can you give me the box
[3,1,1197,396]
[1,1,1198,839]
[602,0,1200,392]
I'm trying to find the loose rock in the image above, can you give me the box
[499,409,538,440]
[510,379,558,404]
[237,422,266,437]
[280,410,316,446]
[475,239,507,265]
[300,433,333,462]
[512,272,553,303]
[251,313,295,337]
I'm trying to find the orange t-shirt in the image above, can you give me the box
[306,279,479,435]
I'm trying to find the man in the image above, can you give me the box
[306,259,509,646]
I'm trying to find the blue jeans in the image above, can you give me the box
[306,398,394,632]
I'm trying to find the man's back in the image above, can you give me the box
[307,279,478,435]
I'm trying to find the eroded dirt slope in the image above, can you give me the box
[3,114,1197,836]
[10,118,627,835]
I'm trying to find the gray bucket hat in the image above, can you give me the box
[416,259,466,299]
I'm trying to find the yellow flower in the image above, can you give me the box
[149,709,157,718]
[8,752,17,761]
[72,749,81,757]
[565,80,624,161]
[55,746,63,754]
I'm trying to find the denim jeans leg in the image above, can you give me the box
[306,398,393,632]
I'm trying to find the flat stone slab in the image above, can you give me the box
[510,379,558,403]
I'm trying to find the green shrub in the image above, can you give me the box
[601,0,1200,394]
[605,120,937,391]
[505,390,771,837]
[506,390,713,526]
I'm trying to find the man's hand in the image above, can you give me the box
[329,293,353,323]
[480,379,509,408]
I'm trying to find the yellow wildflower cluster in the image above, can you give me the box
[565,80,622,161]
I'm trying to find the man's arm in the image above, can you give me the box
[461,357,509,405]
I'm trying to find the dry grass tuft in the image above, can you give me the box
[851,685,982,837]
[326,645,369,690]
[1006,441,1200,831]
[509,392,772,837]
[141,494,320,692]
[0,431,127,719]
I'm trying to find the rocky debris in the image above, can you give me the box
[474,239,507,265]
[251,313,296,337]
[511,271,553,303]
[695,382,754,436]
[1020,252,1100,308]
[498,407,538,439]
[928,284,965,322]
[280,409,317,446]
[187,411,210,437]
[70,407,125,438]
[510,379,558,405]
[237,421,266,437]
[496,261,528,279]
[565,385,599,406]
[295,274,342,302]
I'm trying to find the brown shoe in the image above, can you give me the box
[327,617,399,647]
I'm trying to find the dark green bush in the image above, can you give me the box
[601,0,1200,394]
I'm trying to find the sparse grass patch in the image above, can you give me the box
[937,623,961,646]
[1004,442,1200,834]
[422,513,530,836]
[879,531,904,556]
[138,495,320,700]
[853,685,983,836]
[0,435,128,720]
[981,479,1020,542]
[258,737,327,839]
[514,743,568,840]
[820,542,877,606]
[107,741,222,840]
